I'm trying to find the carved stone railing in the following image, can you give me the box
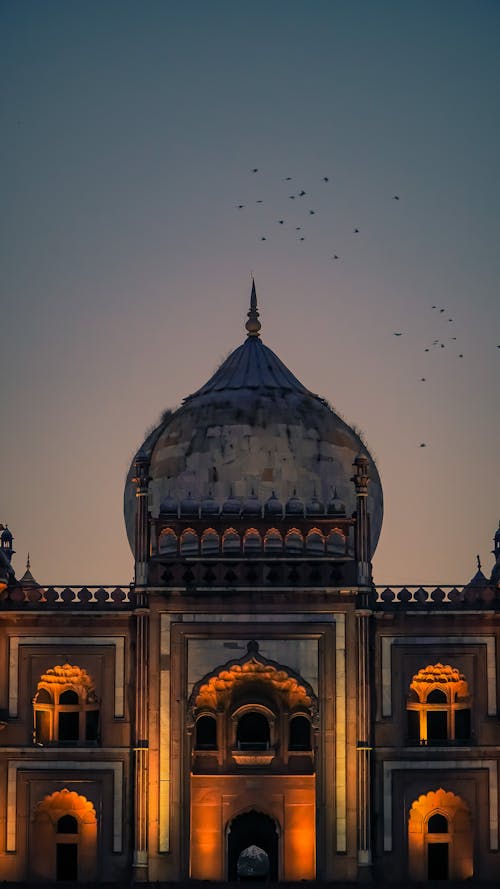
[375,585,498,608]
[0,585,133,609]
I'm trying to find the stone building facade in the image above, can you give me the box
[0,283,499,883]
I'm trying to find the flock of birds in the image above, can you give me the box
[235,168,378,250]
[235,168,499,450]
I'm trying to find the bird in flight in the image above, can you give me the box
[261,236,267,241]
[458,354,464,358]
[393,195,400,200]
[299,190,306,196]
[439,308,445,313]
[309,210,315,215]
[299,237,305,241]
[353,228,359,233]
[289,195,295,199]
[333,255,339,260]
[323,176,329,182]
[285,176,292,180]
[296,226,301,230]
[278,220,284,224]
[252,168,259,173]
[420,443,427,448]
[237,204,244,209]
[420,378,426,382]
[393,332,403,336]
[256,200,263,203]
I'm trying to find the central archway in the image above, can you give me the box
[228,811,279,881]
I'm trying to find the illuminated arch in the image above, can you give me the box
[408,788,473,881]
[180,528,198,555]
[34,788,97,824]
[305,528,324,554]
[285,528,303,553]
[243,528,262,552]
[263,528,283,552]
[407,663,471,744]
[201,528,219,555]
[326,528,346,555]
[33,665,99,745]
[31,789,98,882]
[222,528,240,553]
[190,642,317,715]
[159,527,177,555]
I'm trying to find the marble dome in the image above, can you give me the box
[124,284,383,556]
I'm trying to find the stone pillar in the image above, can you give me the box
[132,451,151,880]
[352,455,373,875]
[133,593,150,880]
[355,608,372,875]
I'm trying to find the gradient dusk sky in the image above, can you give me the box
[1,1,499,586]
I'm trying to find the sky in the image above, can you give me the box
[1,0,499,586]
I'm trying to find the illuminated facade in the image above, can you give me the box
[1,283,500,883]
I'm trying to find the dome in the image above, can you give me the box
[124,283,383,557]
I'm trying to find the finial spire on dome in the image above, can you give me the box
[245,278,261,337]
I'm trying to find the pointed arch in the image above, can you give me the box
[408,788,473,881]
[285,528,303,553]
[189,641,317,716]
[201,528,219,555]
[159,527,177,555]
[31,789,97,882]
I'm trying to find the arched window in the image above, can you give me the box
[33,665,99,746]
[195,714,217,750]
[243,528,262,553]
[57,815,78,834]
[306,528,325,554]
[407,664,471,745]
[264,528,283,553]
[236,712,270,750]
[428,813,448,833]
[222,528,240,553]
[326,528,346,555]
[285,529,303,554]
[289,715,311,750]
[180,528,198,556]
[201,528,219,555]
[158,528,177,556]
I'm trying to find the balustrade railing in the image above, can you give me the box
[0,585,132,608]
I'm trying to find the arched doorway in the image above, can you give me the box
[30,788,97,882]
[228,811,279,880]
[408,788,473,881]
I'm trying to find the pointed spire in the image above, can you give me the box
[26,552,31,571]
[245,278,261,337]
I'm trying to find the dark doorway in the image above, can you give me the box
[428,842,449,880]
[228,811,278,880]
[236,713,270,750]
[427,710,447,742]
[56,842,78,880]
[58,711,80,742]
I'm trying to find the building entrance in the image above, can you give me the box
[56,842,78,880]
[228,811,278,880]
[428,842,449,880]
